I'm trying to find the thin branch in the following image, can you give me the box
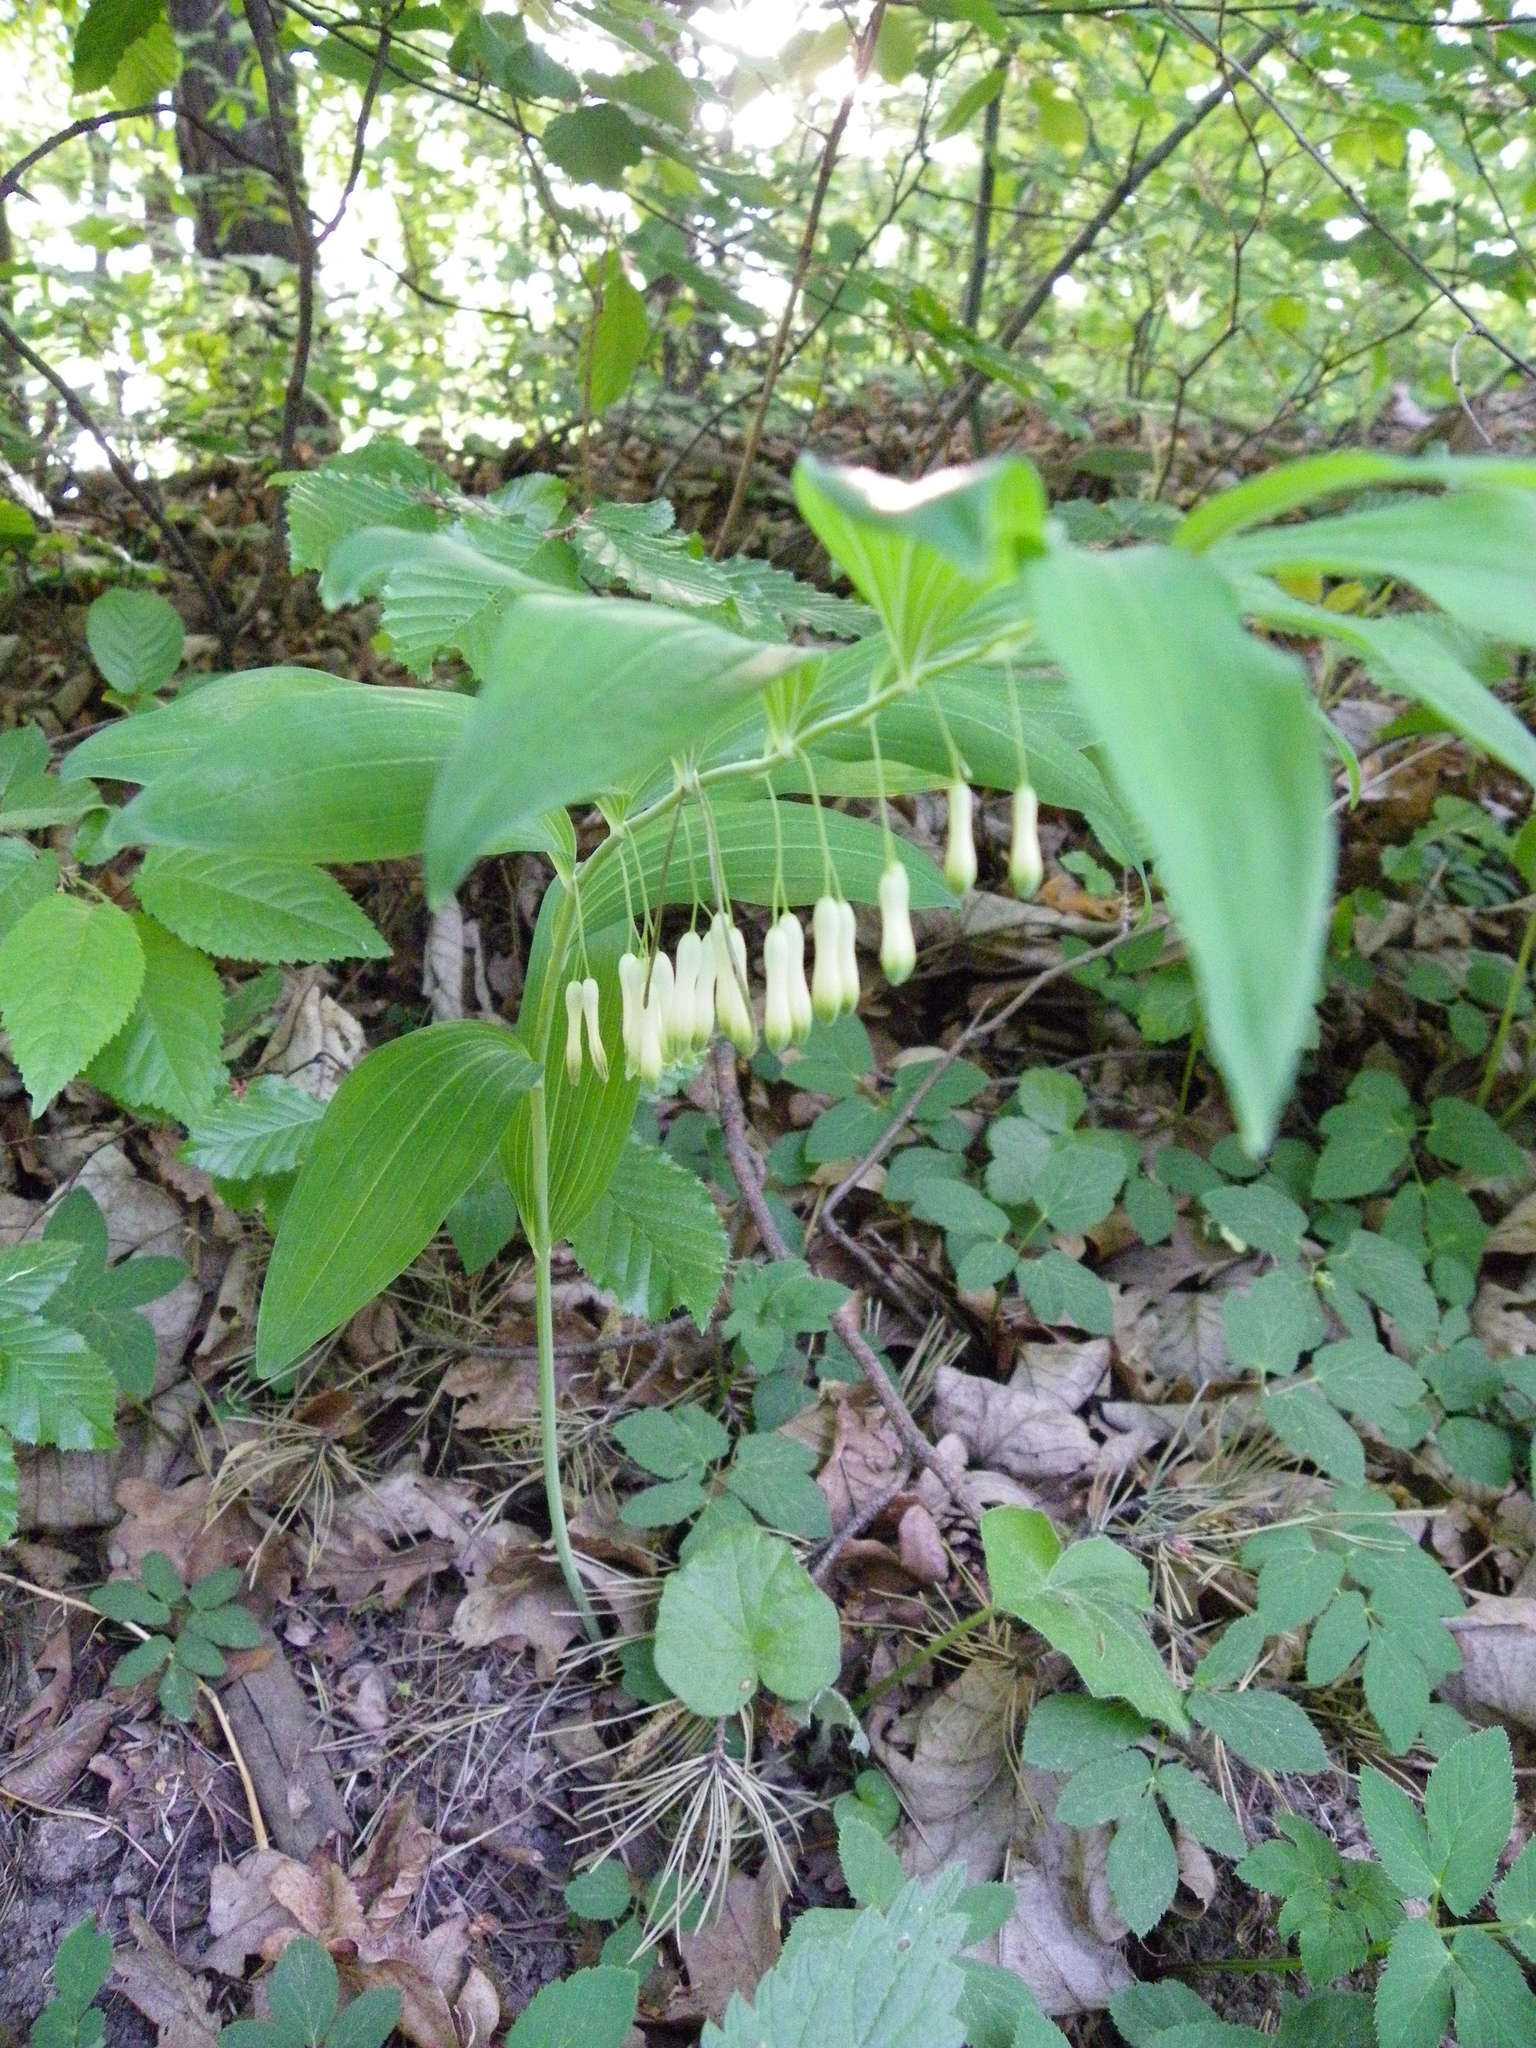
[0,311,233,658]
[713,0,889,556]
[923,25,1282,463]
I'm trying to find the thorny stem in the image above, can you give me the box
[528,1082,600,1642]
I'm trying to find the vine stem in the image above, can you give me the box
[528,1081,601,1642]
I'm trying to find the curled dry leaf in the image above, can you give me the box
[260,978,367,1099]
[896,1502,948,1585]
[1005,1338,1111,1412]
[450,1521,584,1674]
[931,1362,1095,1481]
[0,1698,118,1806]
[1447,1595,1536,1733]
[817,1389,905,1525]
[676,1866,785,2023]
[872,1660,1129,2016]
[111,1907,222,2048]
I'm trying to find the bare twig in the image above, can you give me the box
[0,311,233,658]
[811,1467,912,1584]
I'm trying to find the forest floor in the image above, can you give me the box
[2,400,1536,2046]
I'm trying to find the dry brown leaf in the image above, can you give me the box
[1005,1339,1110,1412]
[1447,1595,1536,1732]
[450,1523,584,1673]
[1,1698,118,1805]
[677,1868,785,2022]
[260,979,366,1098]
[111,1908,222,2048]
[872,1662,1129,2017]
[309,1521,457,1609]
[817,1391,904,1524]
[351,1795,438,1928]
[1473,1277,1536,1358]
[896,1503,948,1585]
[1488,1192,1536,1256]
[109,1476,260,1587]
[931,1364,1094,1481]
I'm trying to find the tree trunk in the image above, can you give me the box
[168,0,304,263]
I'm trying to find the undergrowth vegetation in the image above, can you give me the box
[6,2,1536,2045]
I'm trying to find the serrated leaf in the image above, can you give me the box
[0,841,59,941]
[0,727,96,833]
[723,1431,833,1540]
[268,1933,339,2039]
[72,0,163,90]
[0,1241,80,1315]
[1425,1097,1525,1177]
[1019,1694,1151,1770]
[1020,1249,1114,1333]
[565,1860,632,1922]
[1494,1837,1536,1963]
[284,439,450,575]
[569,1135,726,1327]
[1262,1381,1365,1482]
[1375,1918,1452,2048]
[839,1811,906,1908]
[1425,1726,1512,1915]
[85,589,183,695]
[255,1023,539,1378]
[86,915,225,1122]
[1156,1763,1247,1859]
[0,1434,15,1545]
[326,1986,403,2048]
[135,847,389,963]
[1188,1687,1329,1773]
[1106,1792,1178,1936]
[502,1966,638,2048]
[1201,1183,1309,1260]
[0,1314,117,1450]
[180,1078,326,1181]
[1055,1748,1153,1825]
[89,1576,171,1627]
[1359,1766,1435,1898]
[0,895,145,1113]
[1327,1231,1439,1350]
[653,1523,841,1717]
[613,1402,725,1479]
[1223,1265,1326,1375]
[702,1869,970,2048]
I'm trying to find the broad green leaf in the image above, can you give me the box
[542,102,646,187]
[255,1022,539,1377]
[1362,1628,1434,1755]
[1111,1981,1231,2048]
[0,725,98,832]
[937,64,1004,140]
[505,910,640,1245]
[0,841,58,940]
[423,592,806,901]
[613,1402,727,1479]
[1375,1918,1452,2048]
[582,251,650,412]
[103,687,477,862]
[702,1869,970,2048]
[984,1509,1184,1726]
[1030,1137,1127,1233]
[268,1935,339,2040]
[1306,1590,1370,1684]
[793,454,1046,674]
[323,526,569,676]
[1254,1546,1343,1633]
[577,794,954,933]
[62,667,358,786]
[565,1860,631,1922]
[503,1966,638,2048]
[1358,1766,1436,1898]
[0,1313,117,1450]
[0,1242,80,1315]
[135,847,389,963]
[575,499,735,612]
[72,0,162,90]
[1020,1694,1151,1770]
[1222,1266,1326,1375]
[1020,1249,1115,1334]
[443,1165,519,1274]
[569,1135,726,1327]
[1425,1097,1525,1177]
[0,895,145,1113]
[85,589,183,696]
[324,1987,403,2048]
[180,1078,325,1180]
[1313,1074,1416,1198]
[839,1811,906,1908]
[1188,1687,1329,1773]
[1311,1340,1424,1428]
[284,436,451,576]
[653,1522,841,1716]
[1425,1726,1512,1915]
[86,915,225,1122]
[1106,1792,1178,1936]
[40,1189,185,1402]
[1175,450,1536,553]
[1262,1382,1365,1483]
[1211,490,1536,649]
[1054,1747,1154,1826]
[1029,544,1332,1151]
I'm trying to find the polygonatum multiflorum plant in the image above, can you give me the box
[5,439,1536,1635]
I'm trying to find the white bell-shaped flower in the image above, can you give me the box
[674,928,712,1051]
[648,952,678,1061]
[636,994,665,1085]
[579,976,608,1079]
[564,979,585,1084]
[811,894,844,1023]
[1009,782,1043,899]
[878,859,915,985]
[944,779,977,895]
[837,898,860,1013]
[711,914,757,1055]
[618,952,645,1076]
[762,920,794,1052]
[776,911,814,1042]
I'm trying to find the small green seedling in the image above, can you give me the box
[216,1936,401,2048]
[91,1550,263,1721]
[27,1918,112,2048]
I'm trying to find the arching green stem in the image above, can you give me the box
[528,1078,600,1642]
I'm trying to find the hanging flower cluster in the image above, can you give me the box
[561,774,1045,1084]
